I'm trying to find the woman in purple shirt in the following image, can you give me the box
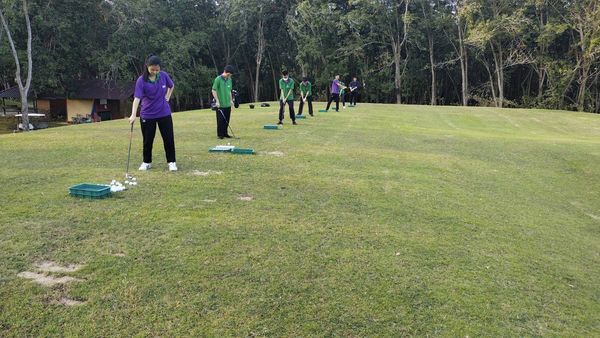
[128,55,177,172]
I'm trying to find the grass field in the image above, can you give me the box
[0,103,598,336]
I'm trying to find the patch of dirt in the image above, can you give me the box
[202,199,217,203]
[191,170,223,176]
[35,261,82,273]
[56,297,86,306]
[112,253,126,257]
[264,151,284,156]
[586,213,600,221]
[238,195,254,201]
[17,272,82,287]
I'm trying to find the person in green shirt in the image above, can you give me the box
[340,81,348,109]
[211,65,234,139]
[298,77,313,116]
[278,70,297,125]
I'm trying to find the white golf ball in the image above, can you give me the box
[132,177,137,181]
[132,182,137,186]
[124,180,129,184]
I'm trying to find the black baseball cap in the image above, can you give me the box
[224,65,235,73]
[146,55,161,66]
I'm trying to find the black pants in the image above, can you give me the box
[326,93,340,111]
[298,96,313,116]
[279,100,296,122]
[216,107,231,137]
[350,91,360,105]
[141,115,176,163]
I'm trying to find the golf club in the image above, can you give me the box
[218,108,239,139]
[125,121,134,179]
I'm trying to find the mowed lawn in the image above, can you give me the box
[0,103,598,336]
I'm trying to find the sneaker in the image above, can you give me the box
[292,121,297,125]
[138,162,151,171]
[168,162,178,172]
[224,135,232,138]
[310,114,314,116]
[277,121,283,125]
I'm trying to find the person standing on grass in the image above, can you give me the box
[348,77,361,106]
[298,77,313,117]
[340,81,348,109]
[211,65,235,139]
[129,55,177,172]
[278,70,296,125]
[325,74,344,112]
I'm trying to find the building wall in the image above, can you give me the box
[36,99,50,113]
[66,99,93,121]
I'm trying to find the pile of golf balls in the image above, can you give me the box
[109,180,126,192]
[124,176,138,186]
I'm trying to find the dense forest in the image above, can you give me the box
[1,0,599,113]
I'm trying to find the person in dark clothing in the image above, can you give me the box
[298,77,313,116]
[325,74,344,112]
[348,77,362,106]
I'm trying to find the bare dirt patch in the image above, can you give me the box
[17,272,82,287]
[238,195,254,201]
[35,261,82,273]
[264,151,285,156]
[56,297,86,306]
[191,170,223,176]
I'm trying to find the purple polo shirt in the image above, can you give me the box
[134,71,174,119]
[331,79,341,94]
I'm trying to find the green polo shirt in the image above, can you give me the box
[212,75,232,108]
[299,81,312,97]
[279,78,295,101]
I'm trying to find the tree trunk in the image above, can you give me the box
[428,34,437,105]
[254,16,265,103]
[0,0,33,130]
[491,43,504,108]
[577,60,590,112]
[389,0,410,104]
[535,3,547,101]
[482,57,498,106]
[537,67,546,100]
[394,44,402,104]
[457,18,469,106]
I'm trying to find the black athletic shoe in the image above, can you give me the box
[224,135,232,138]
[218,136,225,139]
[310,114,314,116]
[292,121,297,125]
[277,121,283,125]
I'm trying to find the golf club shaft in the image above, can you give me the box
[126,122,134,176]
[218,108,237,139]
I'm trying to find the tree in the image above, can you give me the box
[0,0,32,130]
[466,0,533,107]
[561,0,600,112]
